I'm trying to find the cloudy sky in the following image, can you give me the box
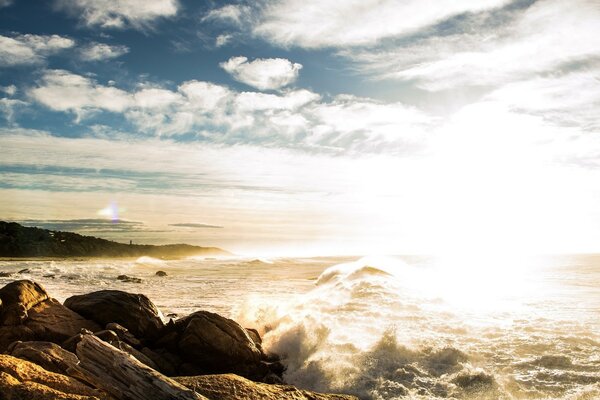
[1,0,599,255]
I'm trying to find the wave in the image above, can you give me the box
[235,257,600,400]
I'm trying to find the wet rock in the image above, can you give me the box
[175,373,358,400]
[155,271,167,277]
[0,271,13,277]
[451,371,497,395]
[0,354,108,400]
[245,328,262,351]
[170,311,265,379]
[7,341,79,375]
[116,275,143,284]
[64,290,165,341]
[17,268,31,274]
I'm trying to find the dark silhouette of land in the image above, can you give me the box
[0,221,230,258]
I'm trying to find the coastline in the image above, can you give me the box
[0,278,357,400]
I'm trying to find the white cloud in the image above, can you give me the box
[1,85,17,96]
[0,34,74,66]
[203,5,249,26]
[254,0,510,48]
[79,42,129,61]
[485,70,600,131]
[0,0,13,8]
[54,0,178,29]
[28,70,133,118]
[27,69,432,153]
[346,0,600,90]
[215,34,233,48]
[0,98,27,123]
[234,89,319,111]
[178,80,232,110]
[220,56,302,90]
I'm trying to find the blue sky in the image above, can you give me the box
[1,0,600,255]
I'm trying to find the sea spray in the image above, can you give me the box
[235,256,600,399]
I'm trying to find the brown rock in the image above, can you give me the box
[175,373,358,400]
[0,354,109,399]
[26,299,101,343]
[0,324,36,353]
[0,280,48,310]
[172,311,264,378]
[105,322,142,348]
[8,341,79,375]
[64,290,165,340]
[0,280,49,325]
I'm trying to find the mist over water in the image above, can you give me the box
[1,254,599,399]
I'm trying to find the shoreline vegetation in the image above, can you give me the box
[0,221,231,259]
[0,279,357,400]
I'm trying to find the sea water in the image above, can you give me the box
[0,254,598,399]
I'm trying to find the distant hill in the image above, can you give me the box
[0,221,230,258]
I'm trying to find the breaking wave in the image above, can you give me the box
[235,257,600,400]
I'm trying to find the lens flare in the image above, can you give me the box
[97,201,124,222]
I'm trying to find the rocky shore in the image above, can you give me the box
[0,279,356,400]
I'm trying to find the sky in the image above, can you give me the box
[1,0,599,255]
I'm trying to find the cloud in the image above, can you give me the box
[203,5,250,26]
[220,56,302,90]
[54,0,178,29]
[27,69,433,153]
[0,98,28,124]
[485,69,600,132]
[0,0,13,8]
[79,42,129,61]
[16,218,146,232]
[344,0,600,91]
[215,34,233,48]
[1,85,17,96]
[253,0,510,48]
[28,70,133,120]
[169,223,223,229]
[0,34,74,67]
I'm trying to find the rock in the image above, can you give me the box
[26,298,101,343]
[17,268,31,274]
[0,325,35,352]
[0,354,109,399]
[245,328,262,351]
[64,290,165,341]
[155,271,167,277]
[8,341,79,375]
[140,347,179,376]
[105,322,142,348]
[0,280,49,325]
[0,271,13,277]
[175,374,358,400]
[116,275,143,284]
[171,311,265,378]
[70,334,205,400]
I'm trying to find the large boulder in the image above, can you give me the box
[64,290,165,341]
[162,311,265,378]
[8,341,79,375]
[175,374,358,400]
[0,280,100,350]
[0,354,109,400]
[26,299,101,343]
[0,280,48,325]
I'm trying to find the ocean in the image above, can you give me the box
[1,254,599,399]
